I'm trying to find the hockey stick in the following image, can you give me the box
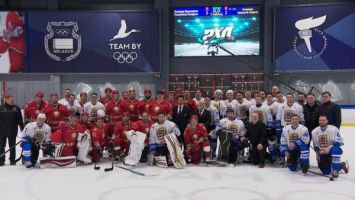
[118,166,161,176]
[0,141,22,158]
[104,152,114,172]
[307,170,334,181]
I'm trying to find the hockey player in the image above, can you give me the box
[24,91,47,124]
[106,90,123,133]
[203,96,219,131]
[74,92,87,113]
[211,89,226,118]
[42,92,70,132]
[183,90,197,112]
[215,109,246,165]
[137,88,157,118]
[112,112,138,158]
[0,11,25,73]
[183,115,211,164]
[90,117,106,163]
[193,89,204,105]
[58,88,72,107]
[224,90,237,118]
[66,94,80,117]
[100,88,113,107]
[50,116,83,157]
[83,92,105,122]
[276,93,304,140]
[77,112,94,131]
[249,95,273,127]
[235,91,251,124]
[150,91,172,122]
[244,91,255,105]
[136,111,155,163]
[21,114,52,167]
[264,92,280,162]
[149,112,181,167]
[311,115,348,178]
[121,89,139,121]
[280,114,310,173]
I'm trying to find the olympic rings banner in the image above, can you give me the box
[26,11,160,73]
[274,3,355,71]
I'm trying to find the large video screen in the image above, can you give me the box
[173,5,260,57]
[275,3,355,71]
[0,11,26,73]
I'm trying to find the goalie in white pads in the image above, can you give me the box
[149,112,181,167]
[311,115,348,178]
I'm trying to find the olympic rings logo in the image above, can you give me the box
[55,29,70,36]
[113,52,138,64]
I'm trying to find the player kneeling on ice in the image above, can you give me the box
[21,113,53,168]
[215,109,246,165]
[311,115,348,178]
[243,111,267,168]
[280,114,310,173]
[183,115,211,164]
[149,112,186,168]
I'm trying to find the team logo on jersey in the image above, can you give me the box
[154,106,160,113]
[290,132,299,143]
[109,19,141,64]
[114,106,119,112]
[319,134,328,148]
[129,104,135,111]
[157,127,167,143]
[71,132,77,140]
[44,21,81,62]
[53,111,60,118]
[293,15,327,59]
[228,124,238,134]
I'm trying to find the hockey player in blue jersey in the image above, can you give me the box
[311,115,349,178]
[280,114,310,174]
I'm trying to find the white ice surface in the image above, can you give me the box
[0,127,354,200]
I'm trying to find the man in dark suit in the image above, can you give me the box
[0,95,24,166]
[196,101,211,130]
[172,95,192,142]
[320,91,341,129]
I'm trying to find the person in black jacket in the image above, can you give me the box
[242,111,267,168]
[303,93,320,134]
[0,95,24,166]
[320,91,341,128]
[196,101,211,130]
[172,95,192,143]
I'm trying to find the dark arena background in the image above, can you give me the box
[0,0,354,200]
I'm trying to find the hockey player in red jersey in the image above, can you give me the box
[121,89,139,121]
[43,92,70,132]
[50,116,84,157]
[106,90,123,133]
[112,112,138,158]
[0,12,25,73]
[100,88,113,107]
[183,90,197,113]
[89,117,106,163]
[136,111,155,163]
[77,112,94,131]
[184,115,211,164]
[137,88,157,118]
[150,91,172,122]
[24,91,47,124]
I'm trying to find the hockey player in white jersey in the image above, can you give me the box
[264,92,280,161]
[311,115,348,178]
[276,93,304,139]
[280,114,310,173]
[149,112,181,167]
[83,92,105,122]
[249,95,273,127]
[215,109,246,164]
[211,89,226,119]
[235,91,251,124]
[21,113,53,167]
[224,90,238,118]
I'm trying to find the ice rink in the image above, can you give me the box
[0,127,354,200]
